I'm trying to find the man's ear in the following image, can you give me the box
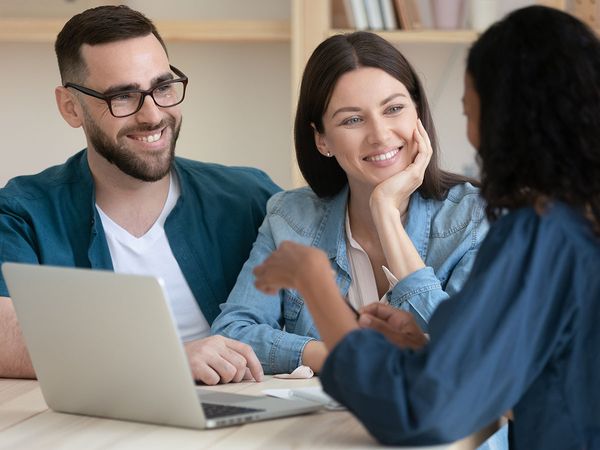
[55,86,83,128]
[311,123,332,157]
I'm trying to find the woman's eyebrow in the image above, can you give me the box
[330,93,409,119]
[380,93,407,105]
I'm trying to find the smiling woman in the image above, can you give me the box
[210,30,505,450]
[314,67,420,192]
[211,29,499,446]
[252,7,600,448]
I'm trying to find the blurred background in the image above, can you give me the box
[0,0,571,188]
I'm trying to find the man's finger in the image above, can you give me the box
[225,338,264,382]
[193,362,222,386]
[219,347,251,384]
[205,354,239,384]
[220,346,247,370]
[242,367,254,381]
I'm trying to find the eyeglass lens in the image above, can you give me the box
[110,80,185,117]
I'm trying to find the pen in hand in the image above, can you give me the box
[347,301,360,319]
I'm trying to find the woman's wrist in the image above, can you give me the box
[370,193,408,225]
[301,340,327,372]
[369,184,409,212]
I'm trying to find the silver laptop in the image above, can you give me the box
[2,262,320,429]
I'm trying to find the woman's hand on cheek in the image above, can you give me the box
[369,118,433,211]
[253,241,331,295]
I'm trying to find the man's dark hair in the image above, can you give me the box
[55,5,167,84]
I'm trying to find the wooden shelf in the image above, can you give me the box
[0,18,291,43]
[158,20,290,42]
[329,28,478,44]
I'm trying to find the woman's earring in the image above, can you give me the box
[326,152,332,157]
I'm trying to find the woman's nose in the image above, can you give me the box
[366,118,391,146]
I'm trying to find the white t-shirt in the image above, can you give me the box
[97,173,210,342]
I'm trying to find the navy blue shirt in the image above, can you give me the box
[0,150,280,323]
[321,203,600,449]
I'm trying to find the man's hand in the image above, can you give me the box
[184,335,264,385]
[358,303,428,350]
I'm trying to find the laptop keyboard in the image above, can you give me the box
[201,402,265,419]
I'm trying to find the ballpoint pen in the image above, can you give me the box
[346,301,360,319]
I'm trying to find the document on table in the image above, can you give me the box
[262,386,346,411]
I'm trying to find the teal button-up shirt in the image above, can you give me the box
[0,150,279,323]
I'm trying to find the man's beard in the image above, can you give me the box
[84,112,181,182]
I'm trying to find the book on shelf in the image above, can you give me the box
[332,0,353,28]
[346,0,369,30]
[393,0,423,30]
[335,0,428,31]
[415,0,433,29]
[364,0,384,30]
[379,0,399,30]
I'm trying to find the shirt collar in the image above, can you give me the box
[312,185,350,272]
[310,184,432,270]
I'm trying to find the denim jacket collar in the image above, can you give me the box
[311,185,350,274]
[311,184,433,275]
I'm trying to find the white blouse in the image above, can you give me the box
[344,208,398,311]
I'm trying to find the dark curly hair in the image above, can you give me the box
[295,31,473,199]
[467,6,600,232]
[55,5,167,84]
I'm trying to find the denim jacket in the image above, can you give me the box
[212,183,488,374]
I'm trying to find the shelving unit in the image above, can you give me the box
[330,28,478,43]
[0,18,290,43]
[0,0,570,187]
[292,0,568,98]
[289,0,568,186]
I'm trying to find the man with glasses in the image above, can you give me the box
[0,5,279,385]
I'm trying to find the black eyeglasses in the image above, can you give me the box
[64,65,188,118]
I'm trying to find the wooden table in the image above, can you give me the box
[0,376,496,449]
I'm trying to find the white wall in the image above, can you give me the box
[397,0,534,177]
[0,0,534,188]
[0,0,292,188]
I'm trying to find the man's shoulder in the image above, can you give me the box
[437,182,485,220]
[0,151,88,205]
[427,182,487,238]
[174,157,279,194]
[265,186,339,228]
[267,186,322,210]
[445,181,480,201]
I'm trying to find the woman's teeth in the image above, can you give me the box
[365,148,399,162]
